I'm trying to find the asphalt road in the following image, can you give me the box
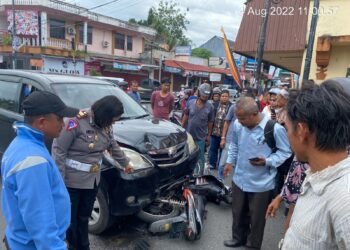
[0,176,284,250]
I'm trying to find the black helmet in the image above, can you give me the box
[198,83,211,96]
[212,87,222,95]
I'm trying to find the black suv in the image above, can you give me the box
[0,70,199,234]
[138,78,161,100]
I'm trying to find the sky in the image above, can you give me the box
[64,0,246,47]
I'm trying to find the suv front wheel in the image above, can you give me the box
[88,188,114,234]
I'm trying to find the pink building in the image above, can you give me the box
[0,0,157,81]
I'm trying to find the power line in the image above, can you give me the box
[104,0,146,16]
[32,0,123,29]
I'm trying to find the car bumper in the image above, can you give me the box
[101,167,159,217]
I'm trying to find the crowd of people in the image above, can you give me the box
[1,77,350,250]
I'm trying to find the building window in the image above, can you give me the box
[127,35,133,51]
[79,25,93,45]
[0,81,19,112]
[115,33,125,50]
[49,19,65,39]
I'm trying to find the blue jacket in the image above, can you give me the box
[128,91,141,104]
[1,122,70,250]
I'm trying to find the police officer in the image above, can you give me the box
[52,95,134,250]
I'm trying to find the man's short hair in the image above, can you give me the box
[287,80,350,151]
[161,78,170,84]
[131,80,138,86]
[236,96,259,115]
[221,89,230,95]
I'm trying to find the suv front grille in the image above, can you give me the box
[148,142,188,167]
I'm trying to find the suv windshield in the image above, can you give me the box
[52,83,148,119]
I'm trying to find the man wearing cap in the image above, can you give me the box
[262,88,280,120]
[276,89,289,126]
[181,83,214,172]
[1,91,79,250]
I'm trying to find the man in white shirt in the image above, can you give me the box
[282,79,350,250]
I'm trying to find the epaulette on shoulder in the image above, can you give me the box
[77,110,89,119]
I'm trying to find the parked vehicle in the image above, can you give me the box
[0,70,199,234]
[94,76,129,92]
[138,78,161,100]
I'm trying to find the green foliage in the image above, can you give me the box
[90,68,101,76]
[130,1,191,51]
[3,35,12,46]
[192,48,212,59]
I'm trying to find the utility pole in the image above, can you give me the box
[158,55,164,81]
[303,0,320,81]
[254,0,272,88]
[11,0,16,69]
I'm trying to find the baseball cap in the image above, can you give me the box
[198,83,211,96]
[279,89,289,99]
[268,88,281,95]
[23,91,79,117]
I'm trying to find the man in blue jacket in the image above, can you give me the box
[1,91,79,250]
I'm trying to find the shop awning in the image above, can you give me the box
[163,60,231,77]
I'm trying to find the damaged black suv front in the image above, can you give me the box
[48,76,199,234]
[0,71,199,235]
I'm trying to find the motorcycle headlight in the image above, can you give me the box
[187,133,197,154]
[103,148,153,171]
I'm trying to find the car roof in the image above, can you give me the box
[0,70,112,85]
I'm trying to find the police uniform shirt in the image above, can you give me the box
[52,109,129,189]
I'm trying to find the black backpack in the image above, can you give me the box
[264,120,294,175]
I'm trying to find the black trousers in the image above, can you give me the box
[231,182,272,249]
[67,186,99,250]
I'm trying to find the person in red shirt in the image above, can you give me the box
[151,78,175,120]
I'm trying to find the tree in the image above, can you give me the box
[129,1,191,51]
[192,48,212,59]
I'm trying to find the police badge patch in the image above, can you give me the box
[66,119,79,131]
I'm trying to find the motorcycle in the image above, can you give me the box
[137,162,232,241]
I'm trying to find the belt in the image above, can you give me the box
[66,159,101,173]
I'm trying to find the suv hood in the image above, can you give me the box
[113,117,187,153]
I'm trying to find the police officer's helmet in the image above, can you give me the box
[212,87,222,95]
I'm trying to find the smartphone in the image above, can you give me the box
[249,157,260,161]
[270,108,276,115]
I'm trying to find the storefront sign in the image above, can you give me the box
[164,66,182,74]
[184,70,209,77]
[30,59,43,67]
[175,46,192,56]
[210,73,222,82]
[42,57,84,75]
[193,71,209,77]
[113,62,140,71]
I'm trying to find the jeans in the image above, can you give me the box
[194,140,206,175]
[67,185,99,250]
[218,143,229,180]
[208,135,222,169]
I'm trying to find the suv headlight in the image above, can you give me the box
[187,133,197,154]
[103,148,153,171]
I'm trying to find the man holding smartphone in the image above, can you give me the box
[223,97,292,249]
